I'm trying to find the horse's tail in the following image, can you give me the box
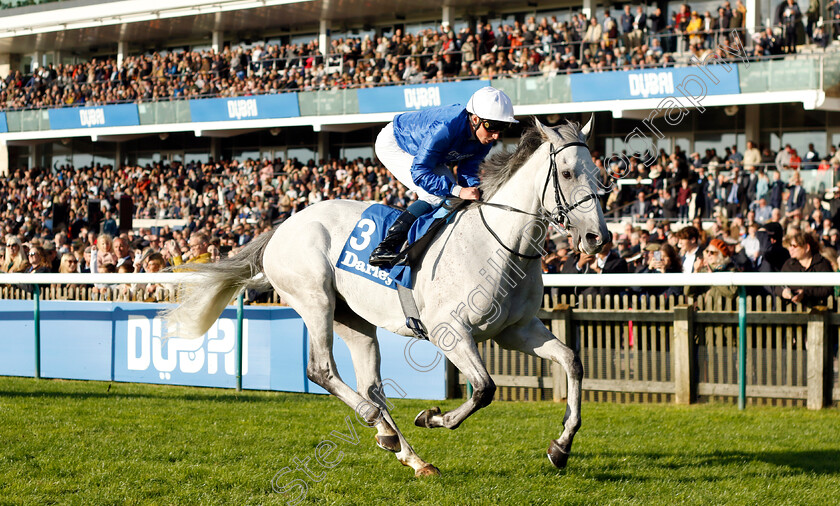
[161,229,275,339]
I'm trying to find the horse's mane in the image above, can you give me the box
[479,120,583,200]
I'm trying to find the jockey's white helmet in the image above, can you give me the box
[465,86,518,124]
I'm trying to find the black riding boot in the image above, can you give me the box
[369,211,417,267]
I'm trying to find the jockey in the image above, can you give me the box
[369,86,518,267]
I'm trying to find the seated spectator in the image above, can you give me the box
[774,231,833,306]
[171,232,211,265]
[113,236,135,270]
[26,246,50,274]
[92,262,117,298]
[574,234,629,298]
[58,253,79,274]
[135,252,169,301]
[638,242,683,298]
[2,236,29,273]
[53,253,81,295]
[43,240,59,272]
[94,234,117,271]
[117,263,135,300]
[686,238,739,304]
[676,225,703,273]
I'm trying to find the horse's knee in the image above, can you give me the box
[473,377,496,408]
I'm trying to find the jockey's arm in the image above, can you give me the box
[410,127,463,197]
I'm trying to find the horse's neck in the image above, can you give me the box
[478,151,547,259]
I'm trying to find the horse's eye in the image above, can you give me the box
[562,171,572,180]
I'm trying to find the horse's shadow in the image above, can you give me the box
[573,449,840,482]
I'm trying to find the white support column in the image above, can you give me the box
[0,142,8,177]
[317,130,329,164]
[746,0,761,39]
[31,51,42,71]
[0,53,13,78]
[442,4,454,27]
[319,19,331,59]
[212,31,224,54]
[117,41,127,69]
[745,105,760,146]
[28,145,38,170]
[582,0,595,21]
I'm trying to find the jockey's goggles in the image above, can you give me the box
[479,118,513,133]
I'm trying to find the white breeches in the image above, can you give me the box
[375,122,454,206]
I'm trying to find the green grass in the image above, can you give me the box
[0,377,838,505]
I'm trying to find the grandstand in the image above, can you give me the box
[0,0,838,171]
[1,0,840,250]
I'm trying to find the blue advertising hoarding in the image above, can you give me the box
[570,65,741,102]
[189,94,300,122]
[356,80,490,114]
[48,103,140,129]
[0,112,7,133]
[0,301,445,400]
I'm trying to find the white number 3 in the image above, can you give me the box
[349,219,377,251]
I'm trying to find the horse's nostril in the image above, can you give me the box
[586,233,600,244]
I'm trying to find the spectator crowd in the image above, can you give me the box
[2,133,840,305]
[2,1,838,111]
[541,137,840,306]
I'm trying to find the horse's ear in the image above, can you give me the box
[533,117,552,140]
[580,114,594,142]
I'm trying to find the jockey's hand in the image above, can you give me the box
[459,187,481,201]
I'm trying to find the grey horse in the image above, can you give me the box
[163,117,609,476]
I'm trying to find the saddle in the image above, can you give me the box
[336,200,468,340]
[390,201,469,341]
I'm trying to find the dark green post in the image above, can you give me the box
[738,286,746,410]
[236,291,244,392]
[34,284,41,379]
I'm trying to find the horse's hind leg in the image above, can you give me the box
[334,307,399,452]
[493,317,583,469]
[333,306,438,476]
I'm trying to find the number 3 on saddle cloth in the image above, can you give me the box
[336,202,465,290]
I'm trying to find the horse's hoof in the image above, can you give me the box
[414,407,442,428]
[547,439,570,469]
[415,464,441,477]
[375,434,400,452]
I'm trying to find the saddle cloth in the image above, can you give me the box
[336,203,451,290]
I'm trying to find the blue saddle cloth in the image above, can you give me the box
[336,204,449,290]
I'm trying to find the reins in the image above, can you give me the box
[477,140,597,259]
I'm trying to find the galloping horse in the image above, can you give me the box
[163,117,609,476]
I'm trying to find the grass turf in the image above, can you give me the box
[0,376,838,505]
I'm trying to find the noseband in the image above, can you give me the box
[478,140,598,259]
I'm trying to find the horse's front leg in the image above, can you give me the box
[414,329,495,430]
[494,317,583,469]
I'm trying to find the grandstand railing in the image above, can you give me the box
[3,31,839,116]
[3,53,839,134]
[1,271,838,408]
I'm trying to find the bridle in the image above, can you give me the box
[478,140,598,259]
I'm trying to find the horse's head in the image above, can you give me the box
[533,116,610,255]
